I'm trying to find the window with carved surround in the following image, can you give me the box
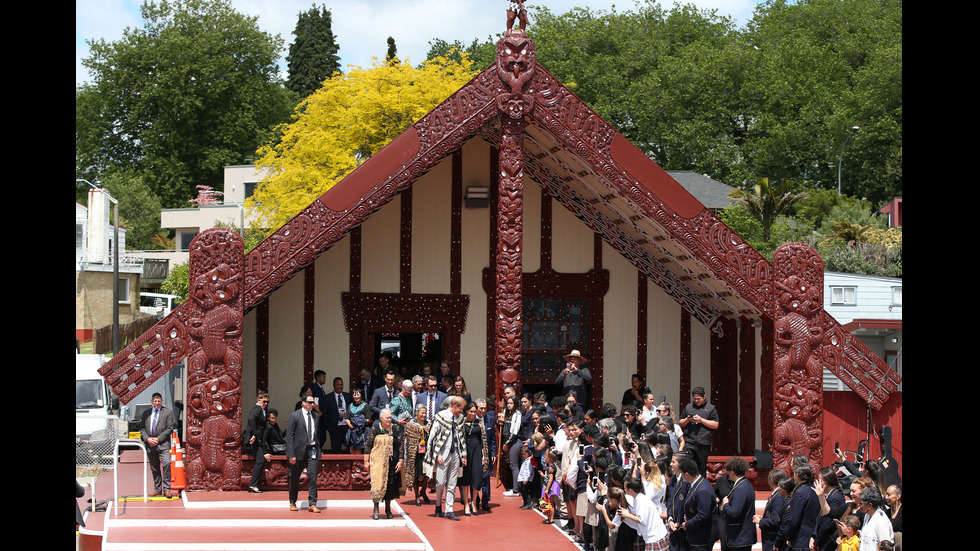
[521,298,589,380]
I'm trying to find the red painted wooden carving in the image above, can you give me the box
[771,243,825,473]
[183,228,245,490]
[493,31,535,401]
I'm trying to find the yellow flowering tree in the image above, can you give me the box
[248,54,477,229]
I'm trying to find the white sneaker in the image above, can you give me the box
[503,489,520,497]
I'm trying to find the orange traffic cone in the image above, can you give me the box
[170,432,186,495]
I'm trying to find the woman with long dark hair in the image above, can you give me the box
[502,395,524,497]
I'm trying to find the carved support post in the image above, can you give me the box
[493,32,536,402]
[771,243,826,473]
[183,228,245,490]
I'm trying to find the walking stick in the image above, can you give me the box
[495,421,503,487]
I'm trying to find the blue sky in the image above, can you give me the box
[76,0,763,86]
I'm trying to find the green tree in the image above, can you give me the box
[743,0,902,202]
[424,37,496,68]
[728,178,807,241]
[161,262,190,304]
[98,169,164,251]
[527,0,900,200]
[286,4,341,98]
[386,36,398,64]
[77,0,293,207]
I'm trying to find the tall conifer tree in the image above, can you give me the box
[286,5,341,98]
[385,36,398,64]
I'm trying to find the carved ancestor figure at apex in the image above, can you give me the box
[506,1,528,35]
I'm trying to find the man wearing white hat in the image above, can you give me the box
[556,350,591,407]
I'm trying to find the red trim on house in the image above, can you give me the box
[540,191,552,269]
[350,227,361,294]
[486,146,499,402]
[400,188,412,295]
[304,265,315,382]
[842,319,902,331]
[451,149,462,296]
[712,317,738,453]
[680,310,691,402]
[256,301,269,392]
[760,317,774,447]
[637,273,648,384]
[738,318,756,455]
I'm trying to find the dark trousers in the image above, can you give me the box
[147,445,171,494]
[288,445,319,506]
[327,426,348,454]
[249,444,266,488]
[480,464,492,506]
[691,444,710,477]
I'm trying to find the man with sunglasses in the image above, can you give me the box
[286,395,322,512]
[247,390,270,492]
[416,375,448,424]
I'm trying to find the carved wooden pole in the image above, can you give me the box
[493,32,536,404]
[183,228,245,490]
[771,242,825,473]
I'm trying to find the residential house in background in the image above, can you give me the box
[76,188,142,343]
[142,165,267,274]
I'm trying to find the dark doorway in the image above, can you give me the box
[374,332,443,377]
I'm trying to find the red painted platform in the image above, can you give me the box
[78,451,584,551]
[78,451,788,550]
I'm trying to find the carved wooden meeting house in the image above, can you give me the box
[99,29,901,492]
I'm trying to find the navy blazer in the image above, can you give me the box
[683,475,717,547]
[480,410,496,457]
[783,485,820,550]
[759,490,787,551]
[417,390,448,420]
[723,477,758,547]
[369,385,397,420]
[322,391,353,429]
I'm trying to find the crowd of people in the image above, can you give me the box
[489,370,901,551]
[240,351,901,551]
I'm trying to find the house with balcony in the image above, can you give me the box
[76,189,143,343]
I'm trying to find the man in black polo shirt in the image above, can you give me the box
[678,387,718,477]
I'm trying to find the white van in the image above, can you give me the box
[139,292,180,319]
[76,354,119,466]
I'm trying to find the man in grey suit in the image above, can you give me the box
[140,393,174,497]
[286,395,322,512]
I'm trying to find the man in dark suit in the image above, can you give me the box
[311,370,328,446]
[720,456,757,551]
[140,393,175,497]
[680,456,717,551]
[354,367,382,414]
[286,395,322,512]
[322,377,353,454]
[417,375,448,424]
[476,398,496,512]
[369,369,397,422]
[246,391,270,492]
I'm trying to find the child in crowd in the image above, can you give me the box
[539,447,562,524]
[835,514,861,551]
[518,444,534,510]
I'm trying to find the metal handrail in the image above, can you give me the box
[113,438,149,514]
